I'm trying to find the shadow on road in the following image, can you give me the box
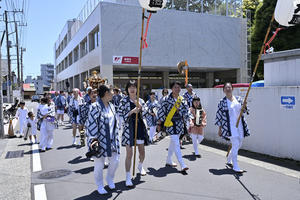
[203,139,300,172]
[209,168,241,176]
[73,175,145,200]
[68,156,90,164]
[18,143,32,147]
[209,168,261,200]
[57,145,80,150]
[74,166,94,175]
[147,166,180,177]
[183,154,197,161]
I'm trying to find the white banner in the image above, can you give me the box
[275,0,300,26]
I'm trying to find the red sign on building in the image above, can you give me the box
[113,56,139,65]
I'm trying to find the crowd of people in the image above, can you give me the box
[15,80,250,195]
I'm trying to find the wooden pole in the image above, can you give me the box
[235,14,275,128]
[185,60,188,86]
[133,8,145,177]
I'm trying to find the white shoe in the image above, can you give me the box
[106,176,115,190]
[72,137,76,146]
[125,172,133,187]
[138,163,147,176]
[165,162,177,167]
[97,186,108,195]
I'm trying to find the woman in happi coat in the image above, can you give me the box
[119,80,150,187]
[145,91,159,143]
[157,81,190,172]
[86,85,120,195]
[215,82,250,173]
[69,88,85,146]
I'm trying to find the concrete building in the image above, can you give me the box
[41,64,54,86]
[25,75,34,84]
[262,48,300,86]
[55,0,249,97]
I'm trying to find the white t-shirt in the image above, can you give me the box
[104,105,115,139]
[16,107,29,121]
[227,97,243,138]
[26,117,38,135]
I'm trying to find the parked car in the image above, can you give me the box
[31,95,41,102]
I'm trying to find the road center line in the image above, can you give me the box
[34,184,47,200]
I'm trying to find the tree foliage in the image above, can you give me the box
[251,0,300,79]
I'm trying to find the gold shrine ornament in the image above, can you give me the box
[87,70,108,89]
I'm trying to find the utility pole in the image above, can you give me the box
[0,31,6,139]
[15,21,20,89]
[4,11,13,103]
[20,48,25,101]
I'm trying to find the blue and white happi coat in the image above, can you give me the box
[183,91,197,107]
[215,96,250,140]
[118,96,149,146]
[79,94,92,126]
[86,100,120,158]
[145,99,159,127]
[68,97,85,124]
[157,93,191,135]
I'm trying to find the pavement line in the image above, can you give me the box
[32,143,42,172]
[34,184,47,200]
[199,144,300,179]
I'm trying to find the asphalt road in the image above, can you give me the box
[28,113,300,200]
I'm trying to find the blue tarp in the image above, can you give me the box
[252,80,264,87]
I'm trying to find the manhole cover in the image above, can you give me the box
[39,169,72,179]
[5,150,24,159]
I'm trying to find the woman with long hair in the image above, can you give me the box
[119,80,150,187]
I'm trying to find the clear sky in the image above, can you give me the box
[1,0,87,78]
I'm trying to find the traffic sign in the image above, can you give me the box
[281,96,296,109]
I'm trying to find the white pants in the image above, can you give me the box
[19,119,26,135]
[167,134,186,169]
[94,153,120,187]
[39,122,54,150]
[190,134,204,155]
[149,126,156,141]
[227,137,244,171]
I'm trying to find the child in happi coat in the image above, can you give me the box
[189,97,207,158]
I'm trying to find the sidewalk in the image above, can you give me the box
[0,119,32,200]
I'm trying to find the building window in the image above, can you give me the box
[63,35,67,49]
[80,37,88,58]
[89,26,99,52]
[68,52,73,66]
[74,46,79,63]
[64,57,68,68]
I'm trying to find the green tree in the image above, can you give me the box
[251,0,300,79]
[242,0,261,24]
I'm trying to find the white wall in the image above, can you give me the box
[155,87,300,161]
